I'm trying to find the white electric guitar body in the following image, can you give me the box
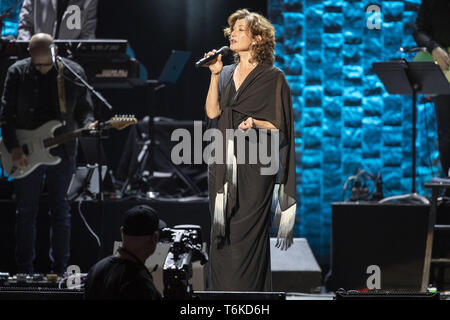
[0,115,137,179]
[0,120,63,179]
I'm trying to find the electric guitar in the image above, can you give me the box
[0,115,137,179]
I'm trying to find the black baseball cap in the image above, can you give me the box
[122,205,166,236]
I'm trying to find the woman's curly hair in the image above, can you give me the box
[224,9,276,65]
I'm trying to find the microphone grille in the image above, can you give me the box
[219,46,230,55]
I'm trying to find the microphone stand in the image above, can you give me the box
[56,55,113,260]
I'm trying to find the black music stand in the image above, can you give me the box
[146,50,190,174]
[373,60,450,204]
[67,165,108,201]
[133,50,197,195]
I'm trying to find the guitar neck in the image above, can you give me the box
[43,128,86,148]
[42,117,134,148]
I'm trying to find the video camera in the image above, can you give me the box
[159,225,208,300]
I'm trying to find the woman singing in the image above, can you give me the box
[204,9,297,291]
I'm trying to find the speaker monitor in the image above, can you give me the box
[328,203,429,291]
[270,238,322,293]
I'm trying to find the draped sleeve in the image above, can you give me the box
[272,73,297,250]
[234,68,297,250]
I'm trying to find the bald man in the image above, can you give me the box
[0,33,95,275]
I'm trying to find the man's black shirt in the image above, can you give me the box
[0,57,94,156]
[414,0,450,52]
[84,256,162,300]
[35,68,59,128]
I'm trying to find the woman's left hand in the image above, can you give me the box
[238,117,255,131]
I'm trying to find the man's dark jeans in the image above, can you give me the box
[13,145,75,274]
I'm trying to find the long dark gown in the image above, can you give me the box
[209,65,277,291]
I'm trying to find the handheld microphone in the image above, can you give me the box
[195,46,230,68]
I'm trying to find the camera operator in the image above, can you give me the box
[84,205,164,300]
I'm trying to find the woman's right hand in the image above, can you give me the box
[204,50,223,75]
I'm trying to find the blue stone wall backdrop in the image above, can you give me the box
[268,0,440,265]
[0,0,22,37]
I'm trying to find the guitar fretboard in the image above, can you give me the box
[43,129,85,148]
[42,118,127,148]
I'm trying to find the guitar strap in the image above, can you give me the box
[56,60,67,119]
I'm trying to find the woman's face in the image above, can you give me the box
[229,18,254,53]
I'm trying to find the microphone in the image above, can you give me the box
[49,44,58,65]
[195,46,230,68]
[49,44,61,75]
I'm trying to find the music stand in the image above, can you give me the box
[157,50,191,85]
[135,50,195,195]
[373,60,450,204]
[67,165,108,201]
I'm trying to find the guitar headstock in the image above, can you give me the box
[108,115,138,130]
